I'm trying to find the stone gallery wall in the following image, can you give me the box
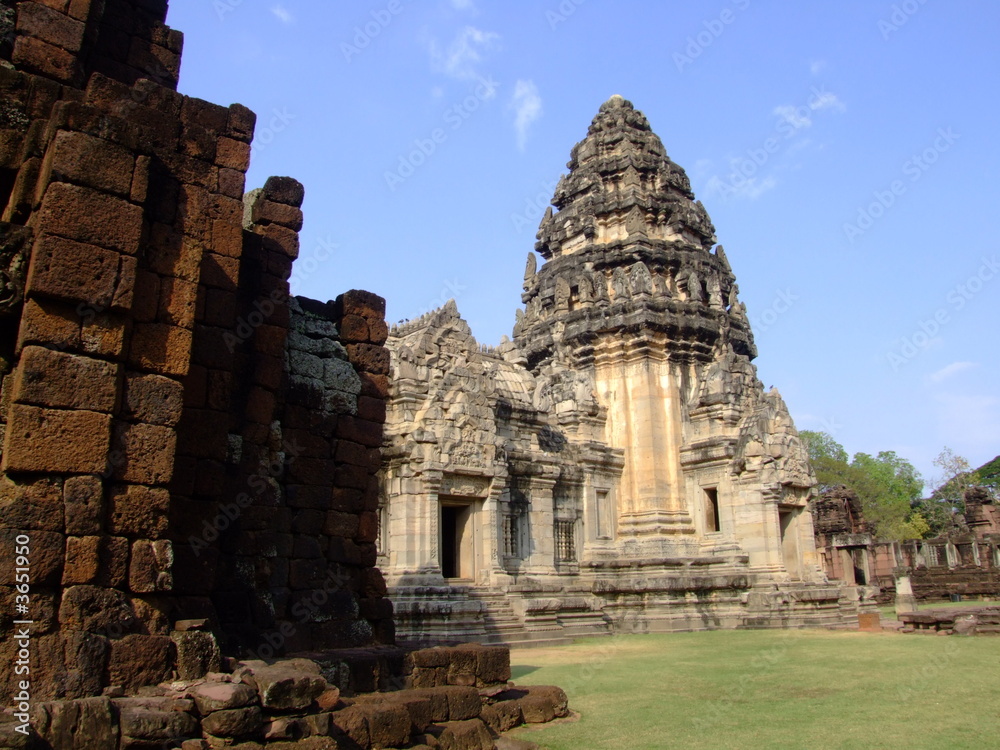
[0,0,392,703]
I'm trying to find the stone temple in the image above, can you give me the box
[380,95,872,642]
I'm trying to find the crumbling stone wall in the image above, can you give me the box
[0,0,392,704]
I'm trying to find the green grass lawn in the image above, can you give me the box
[507,629,1000,750]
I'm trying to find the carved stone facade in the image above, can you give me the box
[380,96,871,643]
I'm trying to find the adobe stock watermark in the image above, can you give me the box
[214,0,244,22]
[752,288,798,333]
[509,177,560,233]
[886,255,998,371]
[546,0,589,30]
[843,127,959,244]
[706,86,836,199]
[878,0,930,41]
[341,0,404,63]
[384,76,499,191]
[249,107,296,159]
[674,0,751,72]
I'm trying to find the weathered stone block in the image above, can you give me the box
[123,372,184,426]
[345,343,390,375]
[128,539,173,593]
[215,136,250,171]
[12,34,80,84]
[200,705,262,738]
[13,345,118,412]
[36,182,143,254]
[63,475,103,535]
[188,680,256,714]
[43,129,134,196]
[35,696,117,750]
[111,422,177,485]
[16,297,81,352]
[0,476,64,532]
[244,661,327,710]
[335,289,386,323]
[58,584,136,634]
[15,1,86,53]
[25,234,120,307]
[262,176,304,207]
[0,528,62,585]
[428,718,493,750]
[107,634,174,692]
[128,322,193,377]
[3,404,111,474]
[115,698,198,742]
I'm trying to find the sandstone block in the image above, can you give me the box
[0,476,63,533]
[25,234,120,308]
[3,404,111,474]
[58,585,136,634]
[345,343,390,375]
[15,1,86,53]
[0,528,62,585]
[115,698,199,741]
[107,634,174,692]
[43,129,134,196]
[428,718,493,750]
[128,322,193,377]
[518,685,567,723]
[16,298,81,352]
[80,311,127,358]
[107,482,172,541]
[111,422,176,485]
[63,475,103,535]
[13,346,118,412]
[200,705,262,738]
[128,539,173,593]
[439,685,481,721]
[12,35,80,84]
[215,136,250,171]
[189,680,256,714]
[123,372,184,426]
[244,661,327,710]
[335,289,386,323]
[262,176,304,207]
[35,696,117,750]
[226,103,256,142]
[36,182,143,254]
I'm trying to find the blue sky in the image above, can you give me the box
[166,1,999,489]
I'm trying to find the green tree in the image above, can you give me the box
[913,447,990,536]
[799,432,927,540]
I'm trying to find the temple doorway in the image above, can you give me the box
[441,499,477,580]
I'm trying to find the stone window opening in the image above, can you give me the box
[555,519,577,564]
[704,487,721,533]
[503,501,528,560]
[568,285,580,311]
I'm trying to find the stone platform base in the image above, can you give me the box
[0,645,565,750]
[390,577,879,646]
[899,606,1000,635]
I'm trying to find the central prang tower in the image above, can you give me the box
[515,95,813,568]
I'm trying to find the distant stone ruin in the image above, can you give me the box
[812,485,1000,601]
[379,96,875,643]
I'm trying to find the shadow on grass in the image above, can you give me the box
[511,665,542,680]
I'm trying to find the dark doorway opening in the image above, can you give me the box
[441,502,474,579]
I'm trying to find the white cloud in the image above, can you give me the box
[430,26,499,80]
[774,104,812,129]
[773,89,846,131]
[810,90,846,113]
[270,4,293,24]
[511,79,542,151]
[705,173,777,201]
[451,0,476,10]
[810,60,828,75]
[928,361,977,384]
